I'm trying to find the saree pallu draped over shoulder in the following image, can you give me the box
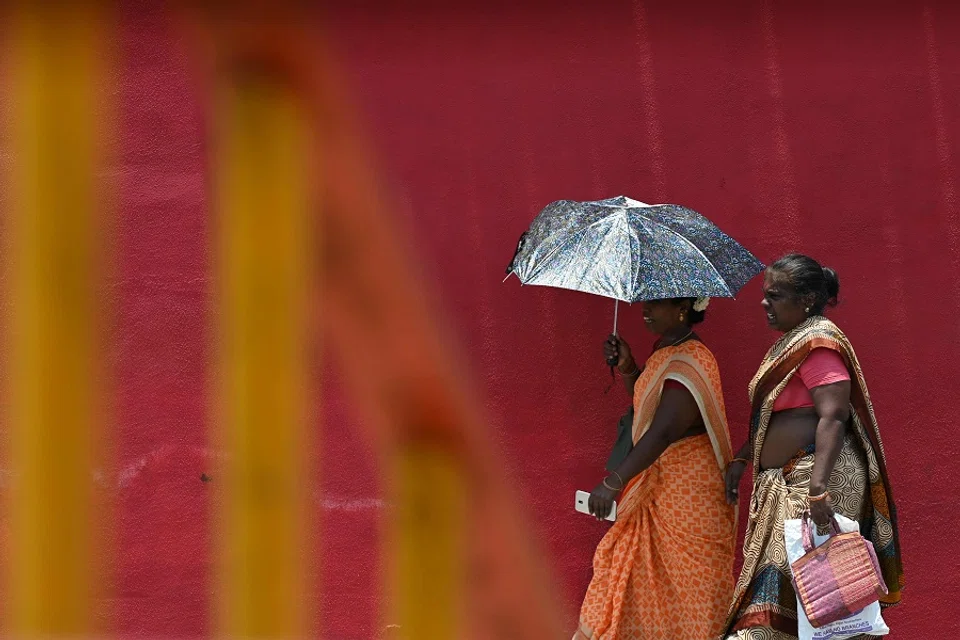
[574,341,737,640]
[721,317,904,640]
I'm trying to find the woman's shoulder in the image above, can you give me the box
[803,317,858,355]
[800,346,849,376]
[808,316,847,342]
[805,345,845,361]
[667,340,725,395]
[672,339,720,370]
[677,338,713,355]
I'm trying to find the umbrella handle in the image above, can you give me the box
[606,300,620,367]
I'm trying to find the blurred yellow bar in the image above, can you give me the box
[214,67,313,639]
[279,36,562,637]
[4,3,108,637]
[392,444,466,639]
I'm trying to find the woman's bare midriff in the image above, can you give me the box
[759,407,818,469]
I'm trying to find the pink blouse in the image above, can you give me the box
[772,348,850,412]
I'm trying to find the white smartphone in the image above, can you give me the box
[575,489,617,522]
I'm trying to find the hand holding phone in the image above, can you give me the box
[575,489,617,522]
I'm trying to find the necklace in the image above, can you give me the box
[656,328,694,351]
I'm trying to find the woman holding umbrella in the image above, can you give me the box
[573,295,738,640]
[506,196,764,639]
[720,254,903,639]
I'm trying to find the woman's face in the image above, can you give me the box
[761,270,811,332]
[641,299,686,336]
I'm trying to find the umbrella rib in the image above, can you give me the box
[627,219,639,301]
[637,215,734,295]
[523,216,617,283]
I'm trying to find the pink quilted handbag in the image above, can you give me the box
[790,513,888,628]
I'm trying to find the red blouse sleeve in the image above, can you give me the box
[798,348,850,389]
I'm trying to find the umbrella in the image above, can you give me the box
[505,195,765,333]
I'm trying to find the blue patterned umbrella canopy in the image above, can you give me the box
[506,196,764,304]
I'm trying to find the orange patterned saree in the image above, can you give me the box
[574,341,737,639]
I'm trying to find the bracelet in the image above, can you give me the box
[610,470,625,488]
[808,490,830,502]
[728,457,749,467]
[602,471,625,493]
[617,362,640,377]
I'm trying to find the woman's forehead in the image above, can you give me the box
[763,270,793,290]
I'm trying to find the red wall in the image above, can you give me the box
[7,1,960,638]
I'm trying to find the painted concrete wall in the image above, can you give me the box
[5,1,958,637]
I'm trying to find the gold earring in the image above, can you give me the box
[679,313,686,322]
[805,307,810,313]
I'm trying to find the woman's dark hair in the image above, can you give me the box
[769,253,840,315]
[671,298,706,325]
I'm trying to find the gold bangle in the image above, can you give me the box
[603,471,625,493]
[729,457,749,467]
[610,470,625,488]
[808,491,830,502]
[602,477,622,492]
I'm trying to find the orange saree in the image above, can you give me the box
[574,341,737,640]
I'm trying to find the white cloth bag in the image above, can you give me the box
[784,513,890,640]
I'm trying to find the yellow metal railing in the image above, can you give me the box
[2,4,563,639]
[214,70,314,638]
[5,4,109,638]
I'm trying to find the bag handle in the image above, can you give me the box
[801,511,842,552]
